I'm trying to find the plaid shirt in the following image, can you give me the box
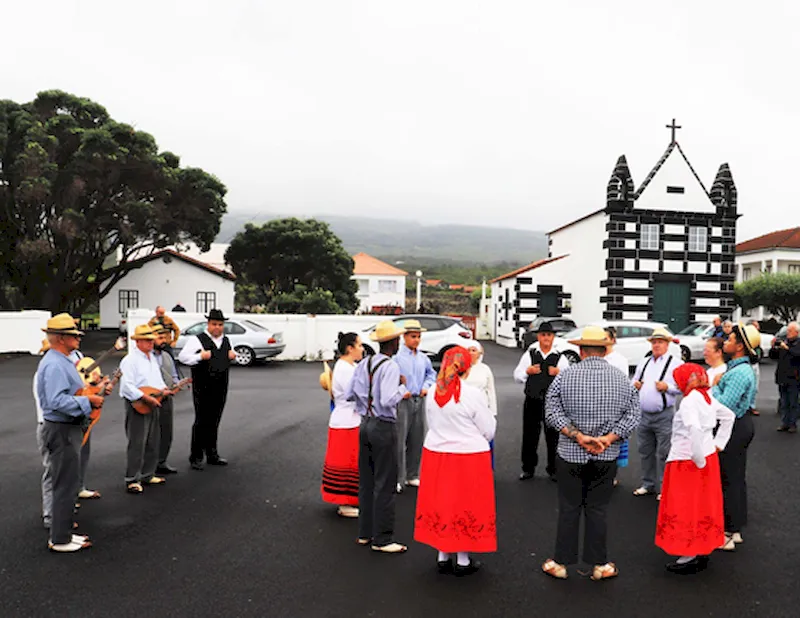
[545,357,641,464]
[711,356,756,419]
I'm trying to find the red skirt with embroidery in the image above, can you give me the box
[655,453,725,556]
[414,448,497,553]
[321,427,359,506]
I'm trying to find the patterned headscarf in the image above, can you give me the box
[673,363,711,404]
[434,346,473,407]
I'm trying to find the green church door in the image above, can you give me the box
[652,281,691,333]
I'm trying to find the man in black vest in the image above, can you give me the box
[178,309,237,470]
[513,321,570,481]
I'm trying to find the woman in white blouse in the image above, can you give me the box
[655,363,735,575]
[320,333,364,518]
[414,347,497,577]
[465,342,498,468]
[704,337,727,386]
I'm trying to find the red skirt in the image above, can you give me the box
[321,427,359,506]
[414,448,497,553]
[655,453,725,556]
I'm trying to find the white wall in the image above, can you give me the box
[0,311,51,354]
[351,274,406,312]
[634,149,715,214]
[100,257,235,328]
[734,248,800,321]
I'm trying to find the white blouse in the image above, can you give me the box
[423,382,496,454]
[707,363,727,385]
[329,359,360,429]
[463,362,498,416]
[604,350,630,376]
[666,390,735,467]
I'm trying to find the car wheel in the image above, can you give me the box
[362,344,375,356]
[680,346,691,362]
[563,350,580,365]
[234,345,255,366]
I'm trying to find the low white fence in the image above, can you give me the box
[0,311,52,354]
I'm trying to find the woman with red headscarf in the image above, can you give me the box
[655,363,735,574]
[414,346,497,577]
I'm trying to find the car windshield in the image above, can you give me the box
[677,324,708,336]
[242,320,268,332]
[562,326,583,340]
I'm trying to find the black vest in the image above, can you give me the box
[524,348,561,399]
[191,333,232,383]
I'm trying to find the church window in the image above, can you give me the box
[640,224,660,250]
[688,227,708,252]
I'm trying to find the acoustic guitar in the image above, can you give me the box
[76,337,127,385]
[77,369,122,446]
[131,377,193,415]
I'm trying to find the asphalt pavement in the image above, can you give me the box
[0,336,798,618]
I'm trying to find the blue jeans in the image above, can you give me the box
[779,383,800,429]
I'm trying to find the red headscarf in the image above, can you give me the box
[673,363,711,404]
[434,346,473,407]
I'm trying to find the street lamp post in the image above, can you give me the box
[416,270,423,311]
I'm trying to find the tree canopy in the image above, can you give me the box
[735,273,800,324]
[0,90,226,312]
[225,218,358,313]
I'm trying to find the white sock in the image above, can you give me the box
[457,552,470,567]
[438,551,450,562]
[676,555,696,564]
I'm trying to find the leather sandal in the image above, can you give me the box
[78,489,101,500]
[542,559,568,579]
[356,538,372,546]
[145,477,166,485]
[591,562,619,581]
[126,482,143,494]
[371,542,408,554]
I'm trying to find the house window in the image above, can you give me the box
[764,264,773,273]
[742,267,752,281]
[118,290,139,315]
[688,226,708,252]
[378,280,397,293]
[789,265,800,274]
[196,292,216,314]
[640,224,660,250]
[356,279,369,295]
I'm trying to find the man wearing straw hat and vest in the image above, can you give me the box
[631,328,683,500]
[36,313,103,552]
[394,318,436,492]
[346,320,409,553]
[178,309,237,470]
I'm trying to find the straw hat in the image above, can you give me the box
[319,360,332,391]
[647,328,673,342]
[567,325,612,347]
[131,324,158,340]
[734,322,761,357]
[39,338,50,354]
[403,319,427,332]
[41,313,84,336]
[369,320,406,343]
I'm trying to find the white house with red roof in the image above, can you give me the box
[351,252,407,313]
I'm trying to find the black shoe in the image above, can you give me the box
[437,559,454,575]
[666,557,705,575]
[548,473,557,483]
[156,464,178,475]
[519,471,534,481]
[190,460,205,471]
[206,456,228,466]
[454,559,482,577]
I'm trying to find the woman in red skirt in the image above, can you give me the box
[415,346,497,577]
[656,363,735,574]
[321,333,364,517]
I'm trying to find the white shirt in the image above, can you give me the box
[632,353,683,413]
[604,350,629,376]
[707,363,727,385]
[423,383,496,454]
[666,390,735,467]
[464,362,498,416]
[33,373,44,423]
[119,347,167,401]
[178,332,226,366]
[329,359,360,429]
[513,343,571,384]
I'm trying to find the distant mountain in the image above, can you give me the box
[216,213,548,266]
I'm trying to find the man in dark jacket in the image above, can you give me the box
[776,322,800,433]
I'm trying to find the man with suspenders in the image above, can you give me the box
[346,321,409,554]
[631,328,683,499]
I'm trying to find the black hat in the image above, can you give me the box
[533,321,555,334]
[205,309,228,322]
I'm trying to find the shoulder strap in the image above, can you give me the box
[197,332,212,349]
[637,356,652,382]
[529,348,536,365]
[658,356,673,408]
[367,357,391,415]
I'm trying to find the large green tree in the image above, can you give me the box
[225,218,358,313]
[0,90,226,312]
[735,273,800,323]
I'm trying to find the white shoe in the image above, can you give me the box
[48,539,91,552]
[405,479,420,487]
[732,532,744,544]
[371,542,408,554]
[337,506,359,518]
[719,535,736,551]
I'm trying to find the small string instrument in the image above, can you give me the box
[131,377,193,415]
[77,369,122,446]
[76,337,127,385]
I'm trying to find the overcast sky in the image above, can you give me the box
[4,1,797,240]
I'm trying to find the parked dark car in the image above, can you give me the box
[769,325,789,360]
[521,317,577,349]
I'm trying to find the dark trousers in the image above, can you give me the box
[158,397,174,465]
[358,416,398,546]
[522,396,559,475]
[190,375,229,461]
[554,457,617,566]
[779,382,800,429]
[719,414,755,533]
[42,421,82,545]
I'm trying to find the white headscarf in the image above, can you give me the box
[467,340,484,364]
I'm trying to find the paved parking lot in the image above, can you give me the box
[0,338,797,617]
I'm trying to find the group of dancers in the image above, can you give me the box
[319,318,763,578]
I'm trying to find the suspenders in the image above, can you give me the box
[366,357,390,417]
[638,354,673,409]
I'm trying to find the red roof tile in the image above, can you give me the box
[352,253,408,276]
[736,228,800,253]
[489,255,569,283]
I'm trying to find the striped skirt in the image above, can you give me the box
[321,427,359,506]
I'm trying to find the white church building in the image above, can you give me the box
[492,122,738,348]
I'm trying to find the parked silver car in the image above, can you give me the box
[173,319,285,366]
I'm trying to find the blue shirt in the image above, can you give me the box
[36,349,92,423]
[346,353,408,422]
[394,345,436,396]
[712,356,757,418]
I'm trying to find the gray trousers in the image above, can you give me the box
[637,406,675,492]
[158,397,174,465]
[396,395,426,485]
[36,423,53,525]
[358,416,399,546]
[79,433,91,492]
[124,401,160,483]
[42,421,82,545]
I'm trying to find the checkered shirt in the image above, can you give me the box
[711,357,757,419]
[545,357,642,464]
